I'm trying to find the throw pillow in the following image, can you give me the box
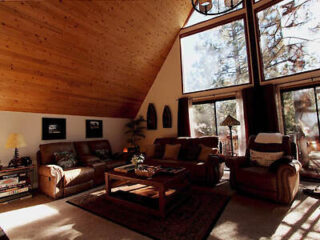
[153,144,165,159]
[250,149,284,167]
[95,149,112,161]
[198,144,219,162]
[268,156,292,172]
[145,144,156,158]
[185,145,201,161]
[163,144,181,160]
[54,151,77,169]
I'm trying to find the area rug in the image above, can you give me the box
[67,188,230,240]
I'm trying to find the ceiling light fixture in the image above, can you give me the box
[191,0,243,16]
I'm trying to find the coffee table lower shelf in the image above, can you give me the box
[105,170,190,218]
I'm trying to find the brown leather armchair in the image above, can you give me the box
[225,135,301,204]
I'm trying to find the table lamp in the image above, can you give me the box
[5,133,27,168]
[220,115,240,156]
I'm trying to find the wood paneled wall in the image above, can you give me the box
[0,0,190,118]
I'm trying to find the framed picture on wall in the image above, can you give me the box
[42,118,66,140]
[86,120,103,138]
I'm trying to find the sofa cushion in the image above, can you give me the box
[95,149,112,161]
[40,142,75,165]
[198,144,219,162]
[54,151,77,169]
[74,141,91,156]
[87,140,112,155]
[64,167,94,187]
[163,144,181,160]
[184,144,201,161]
[237,167,277,192]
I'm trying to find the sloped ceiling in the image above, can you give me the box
[0,0,191,118]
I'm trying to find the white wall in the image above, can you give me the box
[0,111,129,167]
[136,38,183,150]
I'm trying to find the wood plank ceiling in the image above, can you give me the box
[0,0,191,118]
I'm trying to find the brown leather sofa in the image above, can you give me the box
[37,140,126,199]
[145,137,224,186]
[225,135,301,204]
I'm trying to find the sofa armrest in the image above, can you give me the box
[276,160,301,204]
[204,154,225,186]
[225,156,248,169]
[38,164,64,199]
[38,164,64,182]
[84,160,106,185]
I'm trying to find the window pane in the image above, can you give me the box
[181,19,250,93]
[282,88,320,172]
[192,99,240,155]
[185,1,243,28]
[216,99,239,155]
[258,0,320,80]
[192,103,216,137]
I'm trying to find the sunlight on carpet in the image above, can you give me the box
[0,204,59,230]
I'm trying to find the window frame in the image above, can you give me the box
[192,97,237,136]
[179,14,253,95]
[254,0,320,84]
[280,83,320,137]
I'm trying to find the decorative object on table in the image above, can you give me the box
[190,0,243,16]
[86,119,103,138]
[220,115,240,156]
[162,105,172,128]
[5,133,27,168]
[147,103,157,130]
[125,116,146,154]
[134,165,160,178]
[42,118,66,140]
[131,154,145,169]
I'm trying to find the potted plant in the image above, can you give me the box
[125,116,146,154]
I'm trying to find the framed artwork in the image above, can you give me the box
[86,120,103,138]
[162,105,172,128]
[42,118,66,140]
[147,103,157,130]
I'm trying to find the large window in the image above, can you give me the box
[192,98,240,155]
[181,18,250,93]
[257,0,320,80]
[281,86,320,171]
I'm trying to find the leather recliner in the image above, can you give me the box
[225,135,301,204]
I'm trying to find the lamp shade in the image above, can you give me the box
[5,133,27,149]
[220,115,240,127]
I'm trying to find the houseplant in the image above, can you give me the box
[125,116,146,154]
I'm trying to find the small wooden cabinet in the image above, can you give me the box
[0,165,34,204]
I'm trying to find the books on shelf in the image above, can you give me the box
[114,164,135,173]
[0,186,29,198]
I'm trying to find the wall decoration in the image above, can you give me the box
[86,120,103,138]
[147,103,157,130]
[162,105,172,128]
[42,118,66,140]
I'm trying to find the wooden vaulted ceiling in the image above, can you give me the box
[0,0,191,118]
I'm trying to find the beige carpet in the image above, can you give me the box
[0,178,319,240]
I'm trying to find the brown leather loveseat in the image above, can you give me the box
[145,137,224,186]
[37,140,126,199]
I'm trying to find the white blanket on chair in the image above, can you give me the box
[255,133,283,144]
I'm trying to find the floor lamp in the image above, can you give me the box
[220,115,240,156]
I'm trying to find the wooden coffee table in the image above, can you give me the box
[105,169,190,217]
